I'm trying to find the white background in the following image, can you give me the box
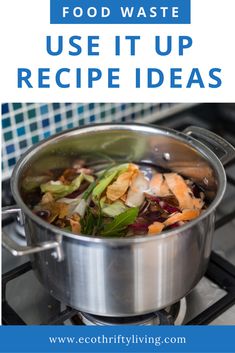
[0,0,235,102]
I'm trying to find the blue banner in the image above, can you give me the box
[50,0,191,24]
[0,326,235,352]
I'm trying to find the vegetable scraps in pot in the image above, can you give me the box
[23,162,206,237]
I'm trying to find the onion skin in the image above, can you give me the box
[145,193,180,214]
[126,173,149,207]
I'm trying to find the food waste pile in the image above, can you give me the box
[22,161,206,237]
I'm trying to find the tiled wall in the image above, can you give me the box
[2,102,174,180]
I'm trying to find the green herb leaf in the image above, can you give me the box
[82,165,114,201]
[101,207,139,237]
[82,179,98,201]
[81,206,103,236]
[81,208,96,235]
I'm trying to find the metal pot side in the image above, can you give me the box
[26,212,215,316]
[7,124,231,316]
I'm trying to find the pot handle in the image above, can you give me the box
[183,126,235,165]
[2,206,64,262]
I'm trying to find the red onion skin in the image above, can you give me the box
[144,213,165,223]
[139,200,150,214]
[129,193,183,235]
[129,218,149,235]
[166,222,181,229]
[129,213,167,235]
[191,183,202,198]
[160,203,179,214]
[144,193,180,214]
[130,223,149,232]
[145,193,161,203]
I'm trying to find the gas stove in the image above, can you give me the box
[2,104,235,325]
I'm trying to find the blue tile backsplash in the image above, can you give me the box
[1,102,177,180]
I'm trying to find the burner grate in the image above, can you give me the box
[2,262,32,325]
[2,261,79,325]
[186,253,235,325]
[41,307,78,326]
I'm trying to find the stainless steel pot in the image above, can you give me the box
[2,124,235,317]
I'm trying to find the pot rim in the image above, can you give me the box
[11,123,226,244]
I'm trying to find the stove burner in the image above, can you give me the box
[71,298,187,326]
